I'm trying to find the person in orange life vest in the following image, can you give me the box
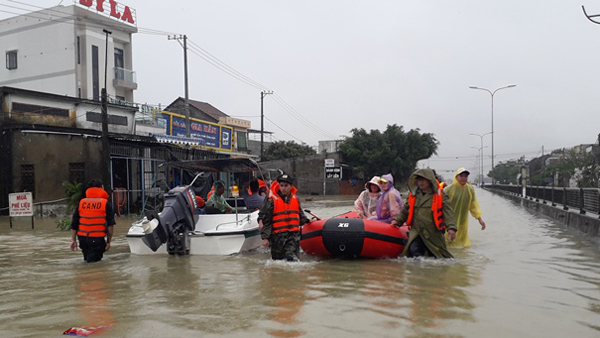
[258,180,279,231]
[70,179,116,263]
[260,174,309,261]
[391,168,457,258]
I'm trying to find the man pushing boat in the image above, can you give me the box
[392,168,457,258]
[260,174,310,261]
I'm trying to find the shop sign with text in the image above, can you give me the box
[78,0,136,25]
[165,113,233,150]
[9,192,33,217]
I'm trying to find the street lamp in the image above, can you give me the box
[470,147,481,185]
[469,84,516,184]
[469,132,492,185]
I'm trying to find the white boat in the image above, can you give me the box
[126,158,265,256]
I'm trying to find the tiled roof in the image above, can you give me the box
[188,99,229,120]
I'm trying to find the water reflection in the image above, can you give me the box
[74,265,115,331]
[403,260,477,337]
[260,262,309,337]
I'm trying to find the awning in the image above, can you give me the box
[154,134,206,146]
[163,158,263,173]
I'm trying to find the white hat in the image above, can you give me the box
[456,167,470,175]
[365,176,381,190]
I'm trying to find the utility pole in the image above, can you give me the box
[101,28,112,194]
[260,90,273,159]
[169,34,190,137]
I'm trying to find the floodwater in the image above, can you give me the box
[1,190,600,337]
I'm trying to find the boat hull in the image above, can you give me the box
[127,211,262,255]
[301,214,409,259]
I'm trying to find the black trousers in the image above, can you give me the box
[78,236,106,263]
[406,235,433,258]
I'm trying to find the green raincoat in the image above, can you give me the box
[395,168,457,258]
[443,168,482,248]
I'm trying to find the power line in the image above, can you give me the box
[264,116,304,144]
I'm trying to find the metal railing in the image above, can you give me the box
[491,184,600,217]
[114,67,137,83]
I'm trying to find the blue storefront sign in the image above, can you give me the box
[164,112,233,151]
[221,126,232,150]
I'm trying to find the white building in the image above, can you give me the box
[0,0,138,103]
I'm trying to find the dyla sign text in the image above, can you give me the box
[79,0,135,25]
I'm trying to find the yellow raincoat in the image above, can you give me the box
[443,168,482,248]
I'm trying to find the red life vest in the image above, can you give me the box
[270,189,301,234]
[405,181,446,231]
[77,187,109,237]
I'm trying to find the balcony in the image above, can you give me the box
[113,67,138,90]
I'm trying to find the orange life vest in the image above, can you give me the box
[270,191,301,234]
[77,187,109,237]
[405,182,446,231]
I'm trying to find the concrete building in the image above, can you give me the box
[0,1,138,103]
[0,86,222,216]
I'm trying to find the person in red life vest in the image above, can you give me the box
[70,179,116,263]
[391,168,457,258]
[260,174,309,261]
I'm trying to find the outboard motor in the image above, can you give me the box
[141,186,199,255]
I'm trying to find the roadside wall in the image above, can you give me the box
[488,188,600,238]
[261,153,363,195]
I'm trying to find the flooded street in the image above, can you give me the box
[1,190,600,337]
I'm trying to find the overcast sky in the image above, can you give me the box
[2,0,600,178]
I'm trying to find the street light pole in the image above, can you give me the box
[469,132,492,185]
[470,147,481,185]
[101,28,112,194]
[260,90,273,160]
[469,84,516,184]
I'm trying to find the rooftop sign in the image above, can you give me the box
[76,0,136,26]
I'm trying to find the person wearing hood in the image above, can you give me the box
[354,176,382,219]
[369,173,403,223]
[443,168,486,248]
[392,168,457,258]
[260,174,310,261]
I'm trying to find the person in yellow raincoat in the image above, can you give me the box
[443,168,486,248]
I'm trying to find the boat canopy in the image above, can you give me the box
[163,158,264,173]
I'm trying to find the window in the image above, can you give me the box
[77,37,81,64]
[114,48,124,80]
[69,163,85,184]
[6,50,17,70]
[236,131,248,150]
[92,45,99,100]
[21,164,35,198]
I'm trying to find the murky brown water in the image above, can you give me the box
[1,190,599,337]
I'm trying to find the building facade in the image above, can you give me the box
[0,1,138,103]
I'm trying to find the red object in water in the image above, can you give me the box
[301,211,409,259]
[63,325,109,336]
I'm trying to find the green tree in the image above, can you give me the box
[262,141,317,161]
[339,124,438,183]
[536,149,599,187]
[488,162,522,184]
[56,181,84,230]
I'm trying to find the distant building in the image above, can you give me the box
[164,97,256,156]
[319,140,343,154]
[0,1,138,103]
